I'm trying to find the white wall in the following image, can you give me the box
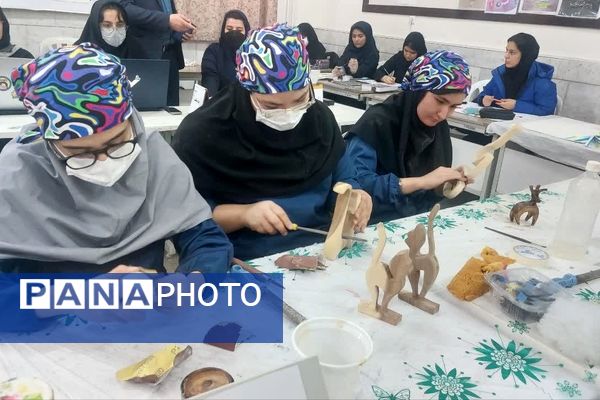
[281,0,600,62]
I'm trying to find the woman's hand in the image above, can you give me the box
[381,75,396,84]
[420,167,468,191]
[348,58,359,75]
[350,190,372,232]
[244,201,293,235]
[482,95,495,107]
[495,99,516,110]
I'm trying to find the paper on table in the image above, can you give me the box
[519,116,600,141]
[189,84,208,112]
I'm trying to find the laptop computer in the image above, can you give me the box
[121,59,169,111]
[0,57,32,115]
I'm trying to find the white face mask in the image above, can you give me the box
[101,26,127,47]
[66,145,141,187]
[251,95,314,132]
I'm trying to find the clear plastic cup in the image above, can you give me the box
[292,317,373,399]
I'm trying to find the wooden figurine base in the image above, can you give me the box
[358,300,402,325]
[398,292,440,315]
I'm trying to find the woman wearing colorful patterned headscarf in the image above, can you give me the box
[346,50,472,223]
[173,23,372,261]
[0,43,232,273]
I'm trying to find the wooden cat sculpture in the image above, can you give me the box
[509,185,547,226]
[323,182,362,260]
[398,204,441,314]
[358,223,413,325]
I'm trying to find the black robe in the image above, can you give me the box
[172,83,346,204]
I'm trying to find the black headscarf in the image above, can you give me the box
[0,7,12,50]
[348,91,452,178]
[218,9,250,58]
[502,33,540,100]
[387,32,427,83]
[339,21,379,69]
[172,83,346,204]
[298,23,327,62]
[75,0,129,58]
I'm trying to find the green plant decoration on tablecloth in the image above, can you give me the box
[338,241,368,259]
[507,320,530,335]
[556,380,582,398]
[473,339,547,386]
[575,289,600,304]
[455,208,487,221]
[415,363,481,400]
[416,215,457,230]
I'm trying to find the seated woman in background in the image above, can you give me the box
[333,21,379,79]
[374,31,426,84]
[346,50,471,223]
[298,22,338,68]
[174,24,372,261]
[0,7,34,58]
[476,33,556,116]
[76,0,129,58]
[201,10,250,98]
[0,43,233,273]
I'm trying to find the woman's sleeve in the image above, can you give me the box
[173,219,234,273]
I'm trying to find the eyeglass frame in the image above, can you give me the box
[48,129,138,170]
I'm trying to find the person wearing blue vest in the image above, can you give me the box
[173,24,373,260]
[120,0,196,106]
[476,33,557,116]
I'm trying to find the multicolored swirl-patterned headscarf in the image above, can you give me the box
[400,50,471,94]
[11,42,132,142]
[236,23,310,94]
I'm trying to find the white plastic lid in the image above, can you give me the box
[586,160,600,173]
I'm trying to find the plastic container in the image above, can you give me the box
[485,268,565,322]
[549,160,600,260]
[0,377,54,399]
[292,317,373,399]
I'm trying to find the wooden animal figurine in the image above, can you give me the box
[358,223,413,325]
[323,182,362,260]
[398,204,441,314]
[509,185,547,226]
[443,124,522,199]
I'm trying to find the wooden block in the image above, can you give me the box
[358,300,402,325]
[398,292,440,315]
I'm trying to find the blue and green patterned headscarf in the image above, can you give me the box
[401,50,471,94]
[236,23,310,94]
[11,42,133,142]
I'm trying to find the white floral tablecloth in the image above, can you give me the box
[1,180,599,400]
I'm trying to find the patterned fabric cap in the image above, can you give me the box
[400,50,472,94]
[236,23,310,94]
[11,42,132,142]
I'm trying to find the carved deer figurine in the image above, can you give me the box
[509,185,547,226]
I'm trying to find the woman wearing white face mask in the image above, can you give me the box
[0,43,233,273]
[76,0,129,58]
[173,24,373,261]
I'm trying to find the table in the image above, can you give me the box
[328,103,365,129]
[0,107,192,140]
[2,180,599,399]
[487,116,600,171]
[362,92,397,108]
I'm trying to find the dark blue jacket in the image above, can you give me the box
[476,61,557,116]
[346,135,440,223]
[120,0,184,68]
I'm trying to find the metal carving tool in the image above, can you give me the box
[291,224,367,243]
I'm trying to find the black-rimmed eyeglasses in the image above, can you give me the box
[49,136,138,170]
